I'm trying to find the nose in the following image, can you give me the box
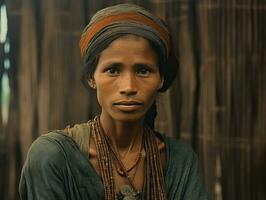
[119,72,138,96]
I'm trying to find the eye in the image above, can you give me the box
[136,67,151,77]
[105,66,120,76]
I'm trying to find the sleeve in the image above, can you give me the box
[19,136,68,200]
[182,152,210,200]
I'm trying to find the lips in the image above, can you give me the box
[113,101,143,112]
[113,101,143,106]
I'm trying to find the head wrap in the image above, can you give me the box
[79,3,177,92]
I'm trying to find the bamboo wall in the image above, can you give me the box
[1,0,265,199]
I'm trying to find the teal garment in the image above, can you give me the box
[19,131,209,200]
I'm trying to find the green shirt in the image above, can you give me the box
[19,129,209,199]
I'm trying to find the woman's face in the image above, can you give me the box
[92,35,163,122]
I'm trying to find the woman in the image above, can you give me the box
[19,4,209,200]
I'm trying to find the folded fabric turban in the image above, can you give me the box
[79,3,177,92]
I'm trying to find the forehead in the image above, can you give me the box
[99,35,157,60]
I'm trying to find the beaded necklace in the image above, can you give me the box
[89,116,167,200]
[112,134,143,178]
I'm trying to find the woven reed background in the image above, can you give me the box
[0,0,265,199]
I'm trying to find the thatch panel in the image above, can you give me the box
[18,0,38,161]
[38,0,89,133]
[197,0,266,199]
[172,1,199,143]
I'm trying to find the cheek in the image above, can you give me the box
[94,74,105,107]
[144,77,162,102]
[142,81,160,104]
[144,77,162,94]
[96,89,103,107]
[146,90,157,105]
[95,79,113,108]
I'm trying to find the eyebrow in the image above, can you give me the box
[134,63,157,70]
[105,62,122,68]
[101,61,157,69]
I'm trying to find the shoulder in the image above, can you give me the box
[159,134,210,199]
[166,136,195,156]
[19,131,77,199]
[154,132,198,176]
[157,132,199,176]
[28,131,72,155]
[156,132,196,160]
[24,131,75,171]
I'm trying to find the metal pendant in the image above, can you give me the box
[117,185,141,200]
[123,196,137,200]
[120,185,135,196]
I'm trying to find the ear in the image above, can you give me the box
[88,78,96,89]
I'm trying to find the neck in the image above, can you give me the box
[99,112,144,151]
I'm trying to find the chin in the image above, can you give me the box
[111,112,145,123]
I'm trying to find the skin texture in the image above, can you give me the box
[89,35,165,192]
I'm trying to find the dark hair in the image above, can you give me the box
[81,35,178,129]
